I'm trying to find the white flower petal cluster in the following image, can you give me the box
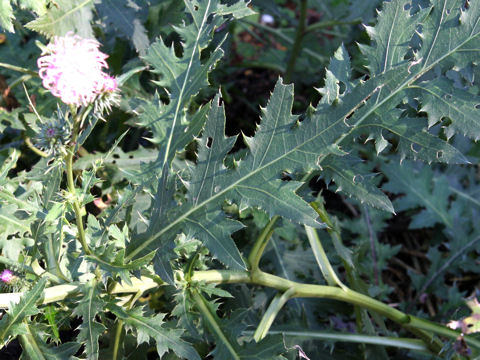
[38,33,117,106]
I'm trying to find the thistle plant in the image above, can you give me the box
[0,1,479,359]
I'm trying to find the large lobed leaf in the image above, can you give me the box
[127,0,480,272]
[127,66,412,268]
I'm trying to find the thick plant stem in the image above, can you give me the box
[248,216,279,271]
[285,0,308,83]
[112,319,124,360]
[191,269,480,353]
[65,148,91,256]
[65,109,92,256]
[112,291,140,360]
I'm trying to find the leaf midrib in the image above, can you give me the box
[45,0,93,27]
[162,0,212,168]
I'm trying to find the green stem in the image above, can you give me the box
[0,276,158,309]
[0,62,38,76]
[304,225,346,289]
[112,291,140,360]
[254,287,296,342]
[244,330,429,352]
[248,216,279,271]
[191,269,480,352]
[191,289,240,360]
[285,0,308,83]
[24,136,48,158]
[45,235,69,282]
[65,109,92,256]
[19,321,46,360]
[240,19,327,63]
[65,147,91,255]
[112,319,124,360]
[304,18,362,33]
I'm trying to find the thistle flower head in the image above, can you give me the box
[37,33,117,107]
[0,269,14,284]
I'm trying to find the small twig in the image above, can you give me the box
[285,0,308,83]
[24,136,48,158]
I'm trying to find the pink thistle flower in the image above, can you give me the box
[0,269,14,284]
[37,33,117,107]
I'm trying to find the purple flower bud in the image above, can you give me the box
[0,269,14,284]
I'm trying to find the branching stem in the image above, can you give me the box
[248,215,279,271]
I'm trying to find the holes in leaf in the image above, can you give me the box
[475,104,480,109]
[206,137,213,148]
[411,143,421,153]
[129,155,134,159]
[443,94,452,100]
[281,171,292,181]
[436,150,443,159]
[353,174,364,184]
[214,185,221,193]
[194,5,198,10]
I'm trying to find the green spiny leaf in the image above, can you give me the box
[109,304,200,360]
[20,322,80,360]
[0,0,14,32]
[360,0,429,74]
[0,278,46,347]
[321,155,394,212]
[410,76,480,139]
[87,249,155,285]
[26,0,94,38]
[355,110,468,163]
[141,0,250,159]
[96,0,149,54]
[128,66,413,267]
[318,44,353,104]
[72,280,105,360]
[382,161,453,228]
[417,0,480,70]
[0,0,47,32]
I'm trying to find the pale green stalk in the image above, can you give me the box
[64,107,92,256]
